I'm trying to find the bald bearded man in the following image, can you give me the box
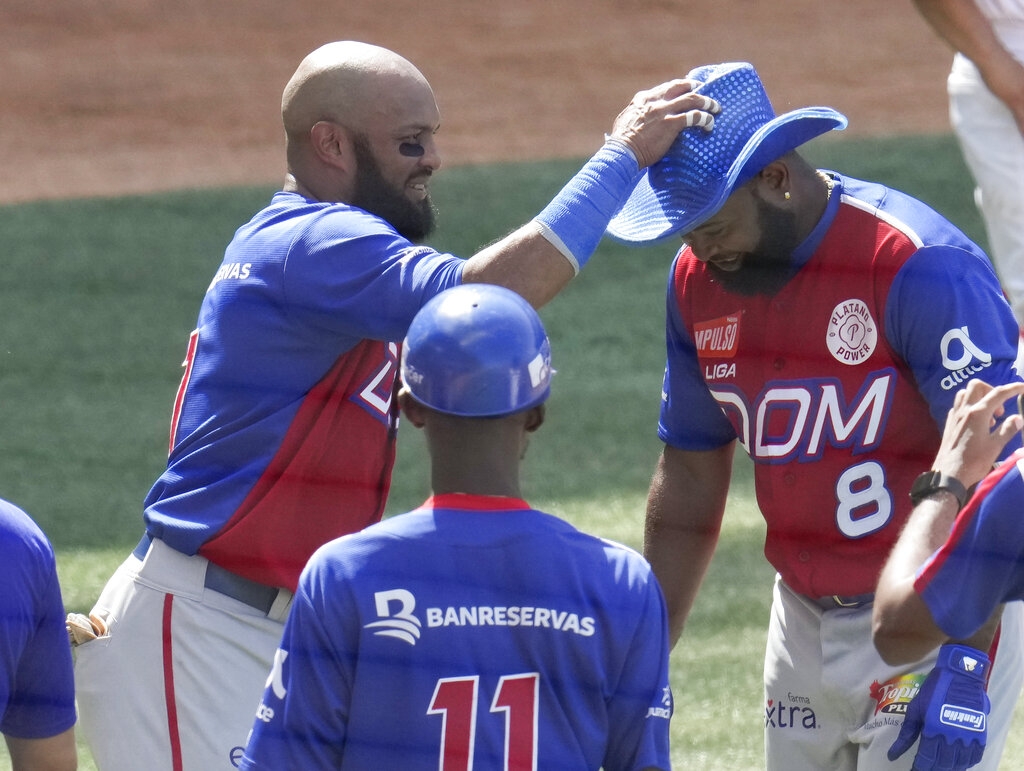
[70,41,718,770]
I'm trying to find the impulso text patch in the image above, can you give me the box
[693,313,741,359]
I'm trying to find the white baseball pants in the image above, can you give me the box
[764,576,1024,771]
[74,538,292,770]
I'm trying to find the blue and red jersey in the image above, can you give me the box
[916,448,1024,640]
[0,498,76,739]
[240,494,672,771]
[661,173,1021,597]
[142,192,466,590]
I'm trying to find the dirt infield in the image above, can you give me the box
[4,0,955,205]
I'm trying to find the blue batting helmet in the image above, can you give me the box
[401,284,553,417]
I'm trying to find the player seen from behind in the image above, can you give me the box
[239,283,673,770]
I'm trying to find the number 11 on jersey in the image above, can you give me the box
[428,672,539,771]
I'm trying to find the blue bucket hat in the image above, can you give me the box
[606,62,847,244]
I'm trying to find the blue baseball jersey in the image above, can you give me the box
[240,494,673,771]
[0,498,76,739]
[142,192,466,590]
[661,173,1021,597]
[916,448,1024,640]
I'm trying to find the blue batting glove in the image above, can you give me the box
[888,644,990,771]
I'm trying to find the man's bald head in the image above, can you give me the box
[282,41,433,140]
[279,42,442,216]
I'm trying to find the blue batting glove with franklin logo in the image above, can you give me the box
[889,644,990,771]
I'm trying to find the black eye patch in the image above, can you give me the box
[399,142,425,157]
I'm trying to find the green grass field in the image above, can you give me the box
[1,133,1020,768]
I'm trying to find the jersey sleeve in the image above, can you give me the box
[602,564,673,771]
[281,208,466,344]
[884,243,1022,446]
[240,561,356,769]
[915,455,1024,640]
[0,510,76,739]
[658,262,738,450]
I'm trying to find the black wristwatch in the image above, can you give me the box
[909,470,967,510]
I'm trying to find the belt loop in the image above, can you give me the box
[268,590,294,622]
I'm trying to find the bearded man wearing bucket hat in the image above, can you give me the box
[608,62,1024,770]
[240,284,673,770]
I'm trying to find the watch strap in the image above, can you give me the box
[909,470,967,509]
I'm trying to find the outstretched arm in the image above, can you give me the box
[462,79,719,308]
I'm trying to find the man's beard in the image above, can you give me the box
[351,137,435,242]
[707,196,800,296]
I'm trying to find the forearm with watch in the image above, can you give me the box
[872,468,975,663]
[888,471,999,771]
[899,468,970,570]
[907,467,1002,648]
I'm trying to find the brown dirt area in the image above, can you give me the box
[3,0,956,205]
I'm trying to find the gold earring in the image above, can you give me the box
[784,191,791,200]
